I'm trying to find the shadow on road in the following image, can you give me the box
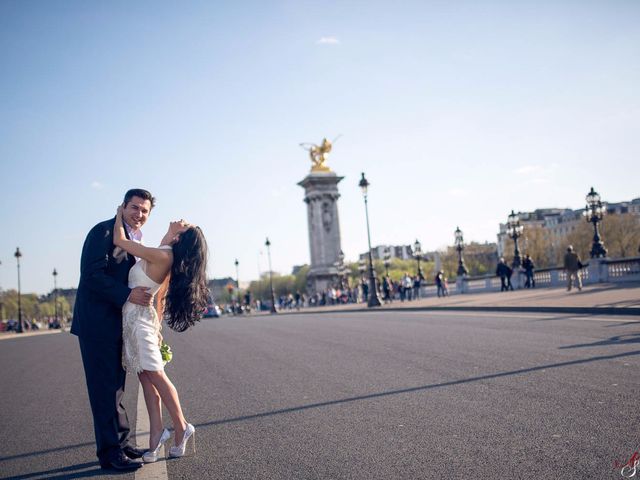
[3,348,639,474]
[1,460,124,480]
[193,349,640,429]
[559,333,640,349]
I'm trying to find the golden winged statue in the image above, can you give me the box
[300,136,341,172]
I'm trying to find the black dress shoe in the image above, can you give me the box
[123,444,146,459]
[100,451,143,471]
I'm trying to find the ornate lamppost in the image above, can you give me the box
[383,247,391,277]
[265,238,277,314]
[506,210,524,268]
[584,186,607,258]
[413,239,424,278]
[454,227,468,276]
[14,247,23,333]
[52,268,59,327]
[358,172,382,307]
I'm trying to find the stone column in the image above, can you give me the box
[298,172,344,294]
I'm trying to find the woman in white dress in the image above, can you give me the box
[113,206,209,462]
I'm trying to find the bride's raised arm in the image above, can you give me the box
[114,205,171,265]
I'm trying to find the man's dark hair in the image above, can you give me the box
[123,189,156,209]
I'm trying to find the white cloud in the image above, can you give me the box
[316,36,340,45]
[91,181,103,190]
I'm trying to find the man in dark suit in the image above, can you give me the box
[71,188,155,471]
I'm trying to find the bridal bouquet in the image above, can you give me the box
[160,342,173,365]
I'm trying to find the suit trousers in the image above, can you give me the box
[78,337,131,461]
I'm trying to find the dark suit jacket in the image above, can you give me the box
[71,218,135,343]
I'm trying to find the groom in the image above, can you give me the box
[71,188,156,471]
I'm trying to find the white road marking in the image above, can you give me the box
[135,383,169,480]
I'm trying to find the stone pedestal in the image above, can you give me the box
[298,172,344,294]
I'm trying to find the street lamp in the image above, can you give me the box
[52,268,59,327]
[506,210,524,268]
[383,247,391,277]
[413,239,424,278]
[454,227,468,276]
[358,172,382,307]
[265,238,277,314]
[584,186,607,258]
[14,247,23,333]
[234,258,241,304]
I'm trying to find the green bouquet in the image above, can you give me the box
[160,342,173,364]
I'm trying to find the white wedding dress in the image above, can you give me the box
[122,246,171,373]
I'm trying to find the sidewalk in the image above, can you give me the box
[0,328,65,341]
[277,282,640,316]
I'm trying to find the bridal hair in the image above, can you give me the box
[123,188,156,209]
[164,226,210,332]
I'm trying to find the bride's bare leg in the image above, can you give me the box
[144,371,187,444]
[138,372,163,449]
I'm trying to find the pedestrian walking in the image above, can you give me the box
[361,278,369,303]
[564,245,583,291]
[413,274,423,299]
[435,271,445,298]
[523,254,536,288]
[382,276,392,302]
[403,273,413,301]
[496,258,514,291]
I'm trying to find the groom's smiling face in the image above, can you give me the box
[122,196,152,231]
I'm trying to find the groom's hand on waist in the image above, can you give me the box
[128,287,153,306]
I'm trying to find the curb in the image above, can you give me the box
[0,329,64,341]
[273,306,640,317]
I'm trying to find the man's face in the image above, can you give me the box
[122,196,152,231]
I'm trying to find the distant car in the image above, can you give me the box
[203,304,222,318]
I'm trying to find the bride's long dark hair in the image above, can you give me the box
[164,226,210,332]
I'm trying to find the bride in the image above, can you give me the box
[113,206,209,462]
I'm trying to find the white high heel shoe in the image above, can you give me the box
[169,423,195,458]
[142,428,170,463]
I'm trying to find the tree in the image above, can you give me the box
[437,242,498,279]
[0,289,70,321]
[519,226,555,269]
[600,214,640,258]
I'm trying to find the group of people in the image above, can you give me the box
[382,272,425,302]
[496,254,537,292]
[71,188,209,471]
[496,246,585,292]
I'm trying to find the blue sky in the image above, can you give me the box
[1,0,639,294]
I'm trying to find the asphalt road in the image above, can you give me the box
[1,310,638,479]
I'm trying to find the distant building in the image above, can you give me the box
[497,197,640,258]
[358,244,414,262]
[207,277,237,303]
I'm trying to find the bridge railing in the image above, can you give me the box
[452,256,640,294]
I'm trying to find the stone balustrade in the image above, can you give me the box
[446,256,640,295]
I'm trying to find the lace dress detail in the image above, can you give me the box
[122,246,171,373]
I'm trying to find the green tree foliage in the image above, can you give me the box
[566,213,640,261]
[0,289,70,321]
[437,242,497,279]
[248,267,309,300]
